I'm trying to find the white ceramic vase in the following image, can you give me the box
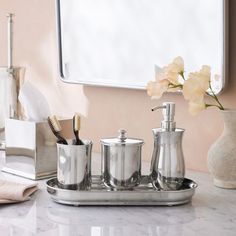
[208,110,236,189]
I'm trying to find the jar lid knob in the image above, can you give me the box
[118,129,127,142]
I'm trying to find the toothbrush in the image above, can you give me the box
[47,115,68,144]
[73,113,84,145]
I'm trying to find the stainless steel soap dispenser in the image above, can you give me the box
[150,102,185,190]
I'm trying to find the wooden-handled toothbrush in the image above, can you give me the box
[47,115,68,145]
[73,113,84,145]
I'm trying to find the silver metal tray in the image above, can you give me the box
[46,176,197,206]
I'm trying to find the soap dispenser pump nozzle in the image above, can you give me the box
[152,102,176,131]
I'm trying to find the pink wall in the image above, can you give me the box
[0,0,236,172]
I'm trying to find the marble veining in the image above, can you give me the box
[0,152,236,236]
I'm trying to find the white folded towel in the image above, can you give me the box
[0,178,38,203]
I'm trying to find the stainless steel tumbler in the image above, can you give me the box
[57,140,92,190]
[101,129,144,190]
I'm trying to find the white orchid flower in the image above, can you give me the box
[147,80,169,99]
[188,100,206,116]
[147,57,224,115]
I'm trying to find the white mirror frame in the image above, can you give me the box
[56,0,228,94]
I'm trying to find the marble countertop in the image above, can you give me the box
[0,154,236,236]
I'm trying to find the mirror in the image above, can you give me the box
[56,0,227,93]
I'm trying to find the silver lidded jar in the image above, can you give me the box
[101,129,144,190]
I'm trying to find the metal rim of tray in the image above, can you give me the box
[46,175,198,206]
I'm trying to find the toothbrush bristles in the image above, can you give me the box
[47,116,68,145]
[73,113,81,131]
[49,115,62,132]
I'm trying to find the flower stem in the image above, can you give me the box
[179,71,186,81]
[168,83,183,89]
[205,104,222,109]
[206,83,224,110]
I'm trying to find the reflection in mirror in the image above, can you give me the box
[56,0,227,94]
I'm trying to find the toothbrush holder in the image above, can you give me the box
[57,139,92,190]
